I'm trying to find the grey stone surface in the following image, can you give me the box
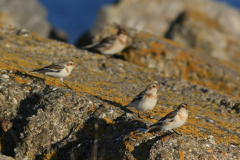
[0,24,239,159]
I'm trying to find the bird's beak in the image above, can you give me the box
[157,85,160,89]
[74,64,77,67]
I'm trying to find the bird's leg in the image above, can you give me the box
[138,111,141,118]
[60,78,71,89]
[172,129,181,135]
[44,75,46,84]
[147,112,153,119]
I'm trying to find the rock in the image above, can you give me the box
[0,155,16,160]
[0,0,51,38]
[88,0,240,64]
[92,24,240,97]
[49,26,69,43]
[0,24,239,159]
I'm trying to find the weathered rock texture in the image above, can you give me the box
[89,0,240,64]
[92,24,240,98]
[0,24,240,159]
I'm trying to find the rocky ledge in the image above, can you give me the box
[0,23,239,159]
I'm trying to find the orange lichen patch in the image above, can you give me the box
[222,152,226,156]
[173,51,238,95]
[88,81,120,88]
[1,28,240,150]
[14,76,28,83]
[0,62,21,72]
[76,92,84,96]
[161,135,172,142]
[218,59,240,71]
[149,42,165,49]
[178,124,205,137]
[121,141,134,153]
[187,118,225,134]
[179,151,185,160]
[45,151,57,160]
[161,37,183,48]
[26,152,35,159]
[102,118,115,125]
[89,106,95,112]
[207,149,213,153]
[128,131,144,141]
[136,32,151,39]
[121,47,136,62]
[63,93,71,97]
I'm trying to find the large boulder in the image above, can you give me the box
[0,24,239,159]
[89,24,240,97]
[88,0,240,64]
[0,0,51,38]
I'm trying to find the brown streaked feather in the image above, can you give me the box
[159,110,177,121]
[96,35,117,47]
[150,109,178,127]
[177,113,185,121]
[46,64,64,70]
[82,35,117,49]
[118,37,126,45]
[146,94,157,99]
[129,90,146,104]
[31,64,64,73]
[65,67,69,73]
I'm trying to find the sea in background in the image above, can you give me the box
[39,0,240,44]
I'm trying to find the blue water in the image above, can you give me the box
[39,0,240,44]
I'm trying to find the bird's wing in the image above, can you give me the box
[130,90,145,103]
[150,109,178,127]
[95,35,117,48]
[124,90,145,107]
[31,64,64,73]
[82,35,117,49]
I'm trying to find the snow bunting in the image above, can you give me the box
[145,103,189,135]
[124,83,159,118]
[82,26,127,55]
[30,60,76,87]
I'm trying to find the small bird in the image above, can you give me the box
[145,103,189,135]
[30,60,76,87]
[82,26,127,55]
[124,83,159,118]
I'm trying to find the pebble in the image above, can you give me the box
[209,139,216,145]
[2,74,9,79]
[13,98,18,105]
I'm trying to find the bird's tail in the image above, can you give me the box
[81,43,98,49]
[145,125,161,133]
[29,69,45,74]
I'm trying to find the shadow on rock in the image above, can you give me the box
[48,114,147,160]
[94,95,134,114]
[131,134,167,159]
[1,85,54,157]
